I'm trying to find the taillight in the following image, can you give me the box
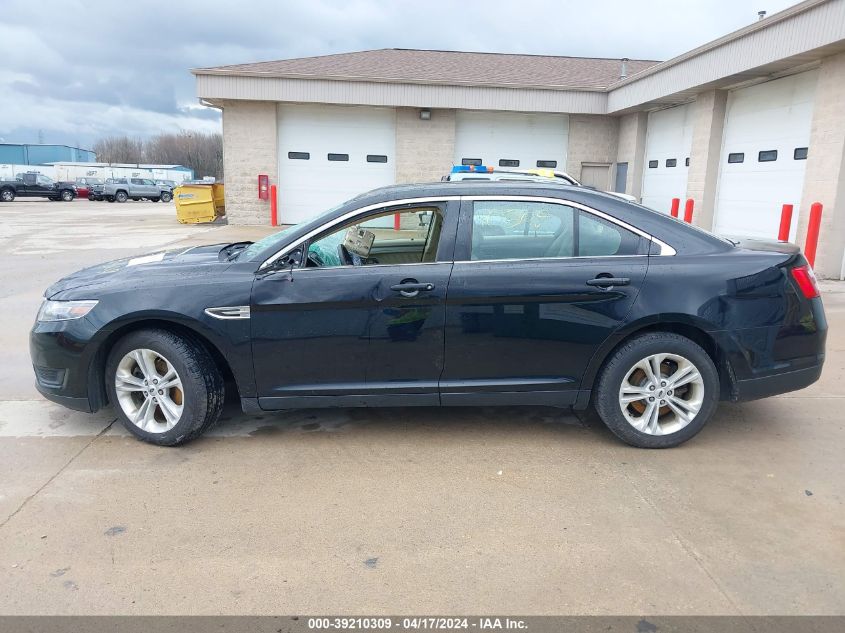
[791,264,820,299]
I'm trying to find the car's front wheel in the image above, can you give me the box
[161,191,173,203]
[61,189,74,201]
[593,332,719,448]
[106,329,224,446]
[1,188,15,202]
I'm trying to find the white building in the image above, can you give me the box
[194,0,845,278]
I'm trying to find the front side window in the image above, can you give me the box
[37,175,54,185]
[469,200,643,261]
[304,206,445,269]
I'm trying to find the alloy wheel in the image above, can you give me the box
[618,353,704,436]
[114,348,184,432]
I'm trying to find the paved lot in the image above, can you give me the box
[0,199,843,615]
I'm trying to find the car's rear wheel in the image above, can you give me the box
[1,188,14,202]
[161,191,173,203]
[150,197,160,203]
[106,329,224,446]
[594,332,719,448]
[115,191,128,203]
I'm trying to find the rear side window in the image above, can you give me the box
[469,201,642,261]
[578,212,642,257]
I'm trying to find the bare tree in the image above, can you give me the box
[92,131,223,179]
[92,136,145,164]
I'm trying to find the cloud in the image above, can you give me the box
[1,0,802,148]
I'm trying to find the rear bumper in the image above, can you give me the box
[733,358,824,401]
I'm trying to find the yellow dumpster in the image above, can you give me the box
[173,183,225,224]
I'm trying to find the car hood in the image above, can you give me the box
[45,244,229,298]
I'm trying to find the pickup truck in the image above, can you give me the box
[0,172,77,202]
[96,177,173,203]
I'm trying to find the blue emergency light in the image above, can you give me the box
[451,165,494,173]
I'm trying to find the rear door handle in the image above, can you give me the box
[586,277,630,288]
[390,281,435,297]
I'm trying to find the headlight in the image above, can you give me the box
[37,300,98,322]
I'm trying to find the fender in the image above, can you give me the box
[84,309,255,411]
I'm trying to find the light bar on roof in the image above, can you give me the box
[451,165,494,174]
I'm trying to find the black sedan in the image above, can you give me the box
[30,182,827,448]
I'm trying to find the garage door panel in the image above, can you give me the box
[278,104,396,224]
[714,70,818,241]
[641,103,693,213]
[454,112,568,171]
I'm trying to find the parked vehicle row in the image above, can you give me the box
[0,172,77,202]
[88,178,173,203]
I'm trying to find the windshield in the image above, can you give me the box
[238,202,346,261]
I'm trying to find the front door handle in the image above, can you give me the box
[586,277,630,288]
[390,281,435,297]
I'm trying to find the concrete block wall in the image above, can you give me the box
[221,100,278,225]
[565,115,619,183]
[685,90,727,231]
[616,112,647,198]
[797,50,845,278]
[395,108,456,184]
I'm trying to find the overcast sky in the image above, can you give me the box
[0,0,801,149]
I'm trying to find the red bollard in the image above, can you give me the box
[804,202,823,268]
[270,184,278,227]
[670,198,680,218]
[683,198,694,223]
[394,212,401,231]
[778,204,793,242]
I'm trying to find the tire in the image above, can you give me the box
[61,189,74,202]
[105,329,224,446]
[106,196,115,203]
[593,332,719,448]
[160,191,173,203]
[150,197,160,203]
[0,188,14,202]
[115,190,128,203]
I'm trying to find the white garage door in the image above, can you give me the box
[714,70,818,240]
[454,111,568,173]
[640,103,694,213]
[277,104,396,224]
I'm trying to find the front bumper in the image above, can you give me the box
[30,320,101,413]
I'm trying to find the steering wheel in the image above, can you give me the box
[338,244,362,266]
[306,250,324,267]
